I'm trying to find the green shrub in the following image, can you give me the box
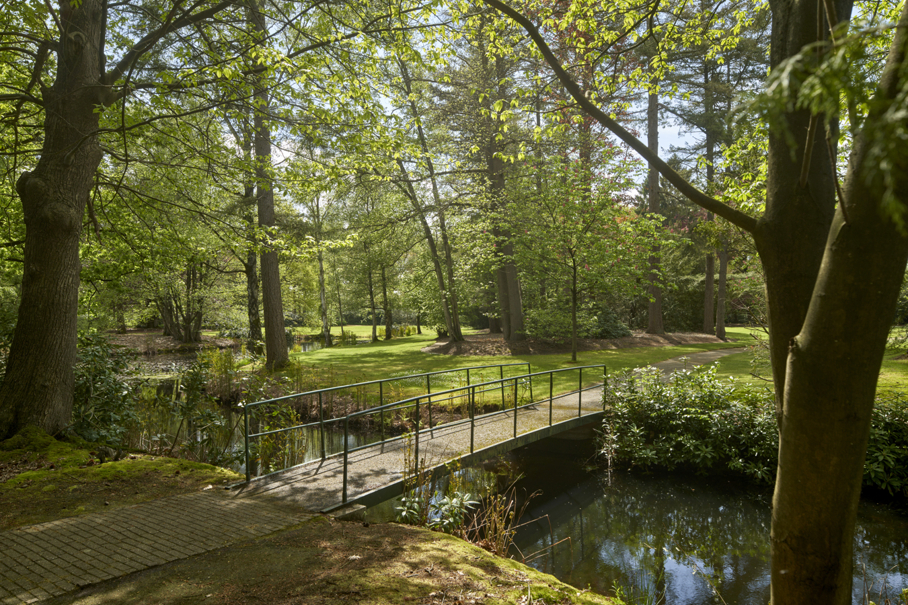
[603,364,908,497]
[590,306,632,339]
[72,334,140,446]
[865,393,908,495]
[603,363,777,483]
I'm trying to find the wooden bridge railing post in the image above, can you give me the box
[549,372,553,426]
[578,367,583,417]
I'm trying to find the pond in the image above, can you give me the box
[506,441,908,604]
[366,439,908,604]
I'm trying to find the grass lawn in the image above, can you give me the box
[712,326,908,393]
[282,330,745,399]
[289,324,461,339]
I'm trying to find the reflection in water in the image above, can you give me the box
[510,443,908,604]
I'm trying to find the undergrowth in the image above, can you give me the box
[603,362,908,498]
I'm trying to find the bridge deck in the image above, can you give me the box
[234,347,744,513]
[235,385,605,512]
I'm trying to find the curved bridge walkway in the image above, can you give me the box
[235,347,744,513]
[0,347,742,604]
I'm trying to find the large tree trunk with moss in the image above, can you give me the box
[0,0,105,439]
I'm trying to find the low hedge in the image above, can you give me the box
[602,363,908,496]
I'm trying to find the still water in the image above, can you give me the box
[508,441,908,604]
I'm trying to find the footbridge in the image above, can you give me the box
[233,362,608,514]
[232,348,743,515]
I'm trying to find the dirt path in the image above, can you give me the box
[422,331,731,356]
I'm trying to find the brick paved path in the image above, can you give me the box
[0,491,307,604]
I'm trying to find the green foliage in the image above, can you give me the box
[605,363,908,496]
[428,492,479,533]
[865,393,908,495]
[603,363,777,484]
[590,306,631,339]
[72,334,140,446]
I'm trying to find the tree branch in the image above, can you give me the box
[482,0,759,234]
[103,0,239,88]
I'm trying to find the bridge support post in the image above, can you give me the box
[343,416,349,503]
[499,366,505,410]
[470,386,475,454]
[319,391,326,460]
[549,372,553,426]
[578,368,583,417]
[244,405,250,482]
[513,378,518,438]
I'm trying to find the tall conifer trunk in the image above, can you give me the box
[646,81,664,334]
[249,0,288,370]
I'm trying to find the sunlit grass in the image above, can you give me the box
[714,327,908,392]
[285,330,744,398]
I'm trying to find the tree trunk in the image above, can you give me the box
[570,264,578,363]
[381,266,392,340]
[703,250,715,333]
[157,295,184,342]
[243,153,263,344]
[115,305,127,334]
[244,250,263,343]
[332,252,345,337]
[0,0,106,439]
[715,245,728,340]
[766,2,908,600]
[250,0,288,371]
[488,0,907,601]
[397,159,460,340]
[367,267,378,343]
[397,60,464,341]
[504,246,524,339]
[416,312,422,334]
[646,82,664,334]
[495,244,512,339]
[317,249,331,347]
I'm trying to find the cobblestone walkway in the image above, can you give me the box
[0,491,307,604]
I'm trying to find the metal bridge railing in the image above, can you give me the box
[241,362,530,481]
[337,364,606,503]
[241,362,607,505]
